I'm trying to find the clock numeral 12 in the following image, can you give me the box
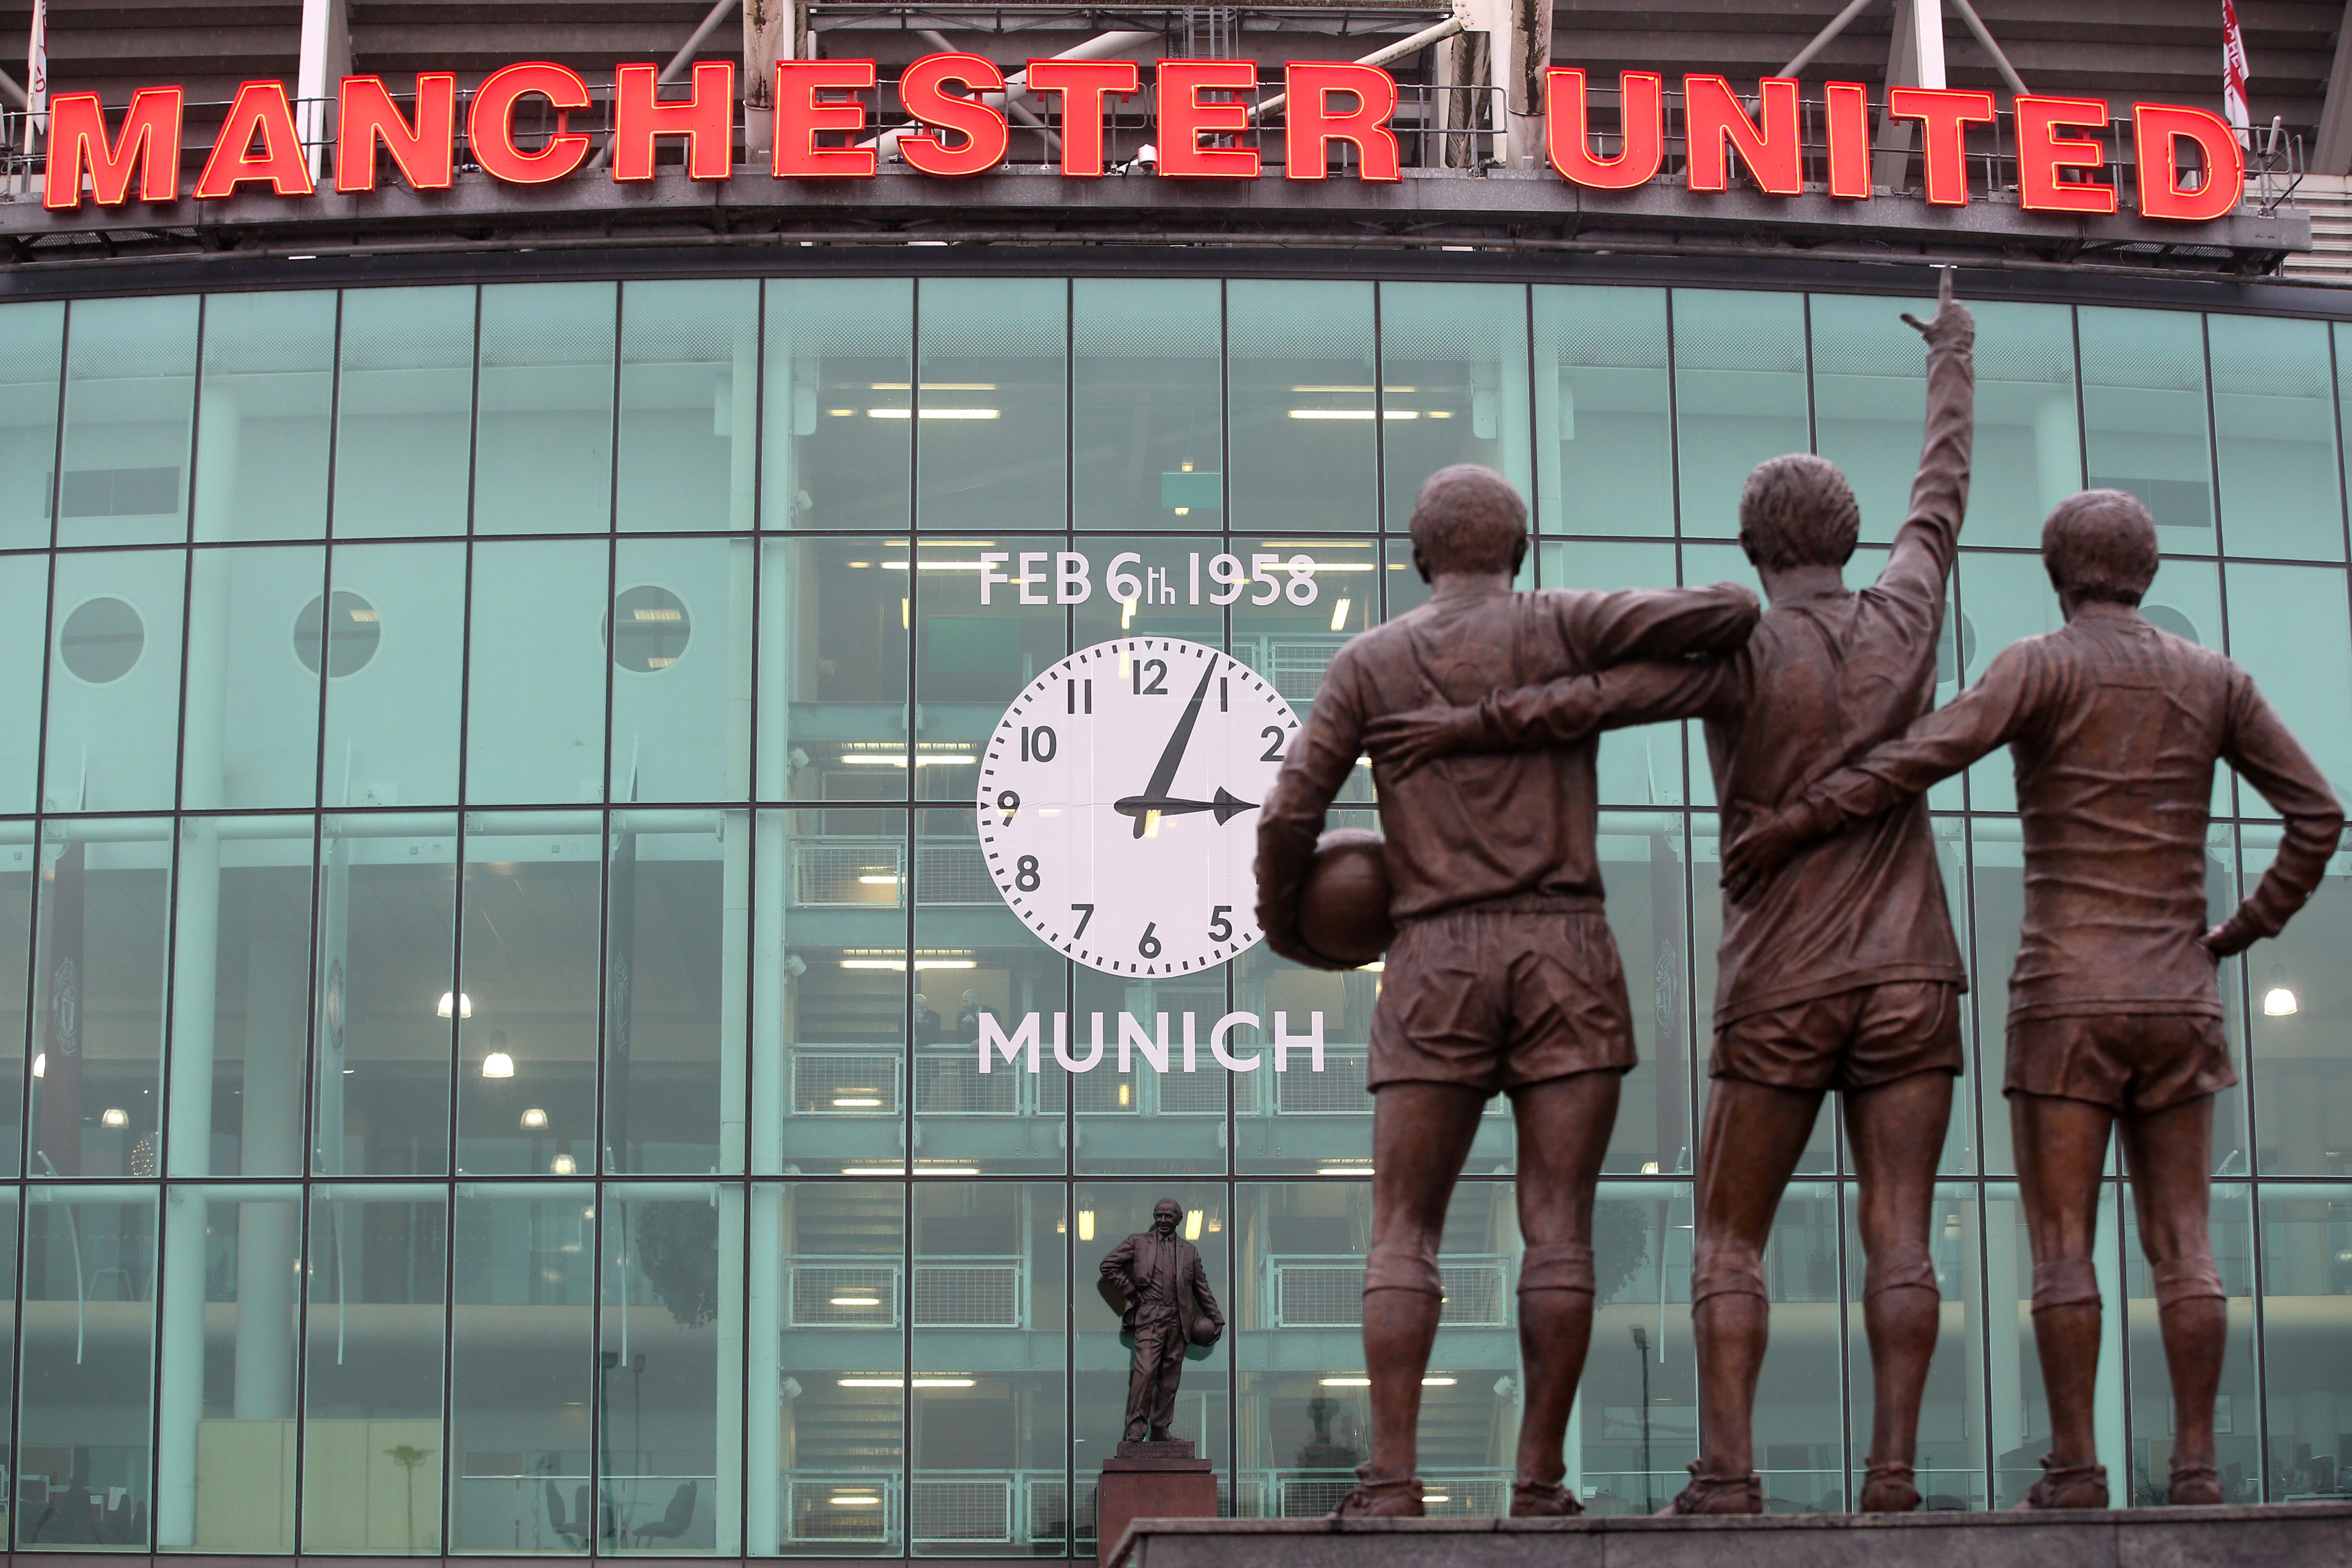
[1021,725,1057,763]
[1134,658,1167,696]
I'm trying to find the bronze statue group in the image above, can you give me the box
[1255,273,2346,1518]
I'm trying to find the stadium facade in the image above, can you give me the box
[1,0,2352,1558]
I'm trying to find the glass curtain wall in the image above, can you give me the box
[0,275,2348,1554]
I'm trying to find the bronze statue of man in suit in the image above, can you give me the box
[1099,1200,1224,1445]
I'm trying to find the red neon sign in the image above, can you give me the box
[33,60,2246,226]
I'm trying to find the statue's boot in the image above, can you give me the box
[1326,1469,1423,1519]
[2168,1461,2224,1506]
[1660,1463,1762,1515]
[1509,1479,1583,1518]
[2018,1457,2108,1509]
[1857,1460,1919,1513]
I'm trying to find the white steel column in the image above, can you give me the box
[295,0,350,177]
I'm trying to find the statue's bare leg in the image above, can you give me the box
[1508,1068,1621,1513]
[1680,1078,1823,1512]
[2010,1091,2115,1507]
[2117,1093,2225,1504]
[1842,1069,1954,1510]
[1361,1082,1487,1492]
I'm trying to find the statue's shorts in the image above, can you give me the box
[1368,904,1636,1093]
[1710,980,1964,1092]
[2005,1012,2236,1115]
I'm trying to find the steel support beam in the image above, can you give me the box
[588,0,741,171]
[865,29,1161,159]
[1874,0,1944,192]
[1946,0,2029,100]
[1779,0,1879,79]
[2314,0,2352,173]
[743,0,793,159]
[296,0,351,177]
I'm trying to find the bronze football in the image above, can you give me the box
[1297,827,1396,969]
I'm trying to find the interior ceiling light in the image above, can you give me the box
[520,1107,549,1129]
[102,1107,129,1128]
[481,1051,515,1078]
[438,991,472,1019]
[2265,965,2298,1017]
[549,1153,577,1174]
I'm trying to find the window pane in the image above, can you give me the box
[16,1188,157,1549]
[0,824,32,1175]
[753,808,907,1177]
[156,1183,304,1552]
[313,814,458,1176]
[1673,289,1807,538]
[1227,280,1377,533]
[2259,1183,2352,1500]
[914,535,1061,803]
[755,1181,905,1555]
[618,279,758,533]
[2124,1181,2257,1504]
[2223,561,2352,815]
[1379,282,1531,528]
[2248,842,2350,1176]
[301,1183,449,1552]
[475,282,615,535]
[60,294,196,547]
[465,539,609,805]
[1073,278,1222,532]
[1577,1180,1698,1512]
[759,537,912,801]
[323,540,466,808]
[182,544,326,810]
[1598,815,1693,1176]
[46,548,186,813]
[1068,534,1227,650]
[1534,285,1670,538]
[612,535,752,802]
[0,554,52,812]
[1984,1182,2128,1506]
[194,290,333,542]
[2213,314,2341,561]
[762,278,912,532]
[914,278,1065,533]
[909,1181,1066,1556]
[913,807,1066,1177]
[167,817,314,1177]
[450,1182,597,1553]
[0,299,63,547]
[1540,540,1685,809]
[1951,551,2063,816]
[2079,305,2212,535]
[29,821,171,1181]
[456,816,601,1176]
[606,810,748,1174]
[1843,1184,1984,1509]
[333,285,475,539]
[1072,960,1231,1176]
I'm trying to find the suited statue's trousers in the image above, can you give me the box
[1125,1318,1188,1441]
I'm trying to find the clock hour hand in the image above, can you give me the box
[1127,659,1220,839]
[1111,787,1261,827]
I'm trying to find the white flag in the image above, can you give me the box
[2222,0,2251,144]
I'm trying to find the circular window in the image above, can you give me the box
[2143,603,2201,645]
[294,591,383,677]
[612,584,691,673]
[59,597,145,683]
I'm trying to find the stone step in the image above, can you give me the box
[1109,1502,2352,1568]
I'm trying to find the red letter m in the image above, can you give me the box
[44,87,184,209]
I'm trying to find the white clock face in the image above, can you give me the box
[978,637,1300,976]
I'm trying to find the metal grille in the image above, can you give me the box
[1075,1070,1137,1113]
[1156,1069,1225,1115]
[794,840,904,905]
[787,1263,900,1327]
[790,1052,902,1115]
[1274,1049,1369,1112]
[1270,1256,1511,1327]
[915,1053,1021,1114]
[1029,1479,1069,1544]
[1266,637,1346,702]
[909,1480,1009,1543]
[911,1260,1023,1327]
[915,840,993,903]
[787,1480,892,1543]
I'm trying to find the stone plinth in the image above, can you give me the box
[1107,1501,2352,1568]
[1097,1440,1218,1568]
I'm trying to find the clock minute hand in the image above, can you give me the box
[1121,660,1220,839]
[1111,788,1261,826]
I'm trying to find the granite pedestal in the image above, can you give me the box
[1107,1501,2352,1568]
[1096,1441,1217,1568]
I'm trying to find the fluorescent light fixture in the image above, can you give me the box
[1423,1494,1451,1503]
[549,1153,577,1174]
[438,991,472,1019]
[867,408,1000,420]
[838,958,977,970]
[1319,1376,1369,1387]
[832,1496,882,1507]
[520,1107,549,1129]
[481,1051,515,1078]
[832,1096,883,1109]
[830,1295,882,1307]
[915,1166,980,1175]
[1078,1209,1095,1241]
[1185,1209,1204,1240]
[1330,598,1352,631]
[632,607,682,622]
[1288,410,1374,420]
[1318,1165,1373,1176]
[102,1107,129,1128]
[843,1167,906,1176]
[837,1377,975,1388]
[1421,1377,1456,1387]
[858,873,901,885]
